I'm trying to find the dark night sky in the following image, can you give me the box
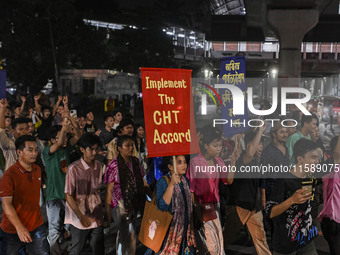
[119,0,156,9]
[75,0,203,28]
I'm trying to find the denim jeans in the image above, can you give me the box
[0,224,49,255]
[46,199,67,255]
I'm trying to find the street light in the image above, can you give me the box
[204,69,213,78]
[204,69,209,78]
[271,68,277,76]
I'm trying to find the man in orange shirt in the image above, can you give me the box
[0,135,49,255]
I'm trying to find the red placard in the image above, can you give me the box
[141,68,200,157]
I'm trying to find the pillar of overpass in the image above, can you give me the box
[324,77,333,95]
[268,9,319,87]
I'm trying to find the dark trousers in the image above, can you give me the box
[273,241,317,255]
[325,115,334,130]
[116,216,142,255]
[0,224,49,255]
[68,225,104,255]
[321,217,340,255]
[223,205,244,249]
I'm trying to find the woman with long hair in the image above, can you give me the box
[133,124,147,162]
[105,135,150,254]
[187,128,233,255]
[145,155,196,255]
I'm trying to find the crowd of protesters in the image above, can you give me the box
[0,92,339,255]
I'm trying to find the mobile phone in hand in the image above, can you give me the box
[70,109,77,117]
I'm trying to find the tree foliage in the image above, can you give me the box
[107,26,175,73]
[0,0,175,92]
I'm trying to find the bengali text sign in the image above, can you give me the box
[220,56,249,137]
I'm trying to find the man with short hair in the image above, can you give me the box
[266,139,319,255]
[65,133,104,255]
[35,101,54,141]
[26,117,35,136]
[52,96,64,126]
[43,116,81,254]
[260,122,290,208]
[76,115,86,135]
[286,114,318,165]
[0,99,30,171]
[286,120,297,137]
[0,135,49,255]
[99,115,115,149]
[310,126,325,162]
[224,124,271,255]
[84,111,97,134]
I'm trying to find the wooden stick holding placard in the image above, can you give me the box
[173,155,177,173]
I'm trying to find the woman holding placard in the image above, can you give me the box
[144,155,196,255]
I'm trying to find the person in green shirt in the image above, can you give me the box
[286,114,318,165]
[43,115,80,255]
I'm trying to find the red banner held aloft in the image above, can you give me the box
[141,68,200,157]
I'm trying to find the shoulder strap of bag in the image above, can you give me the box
[151,175,170,205]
